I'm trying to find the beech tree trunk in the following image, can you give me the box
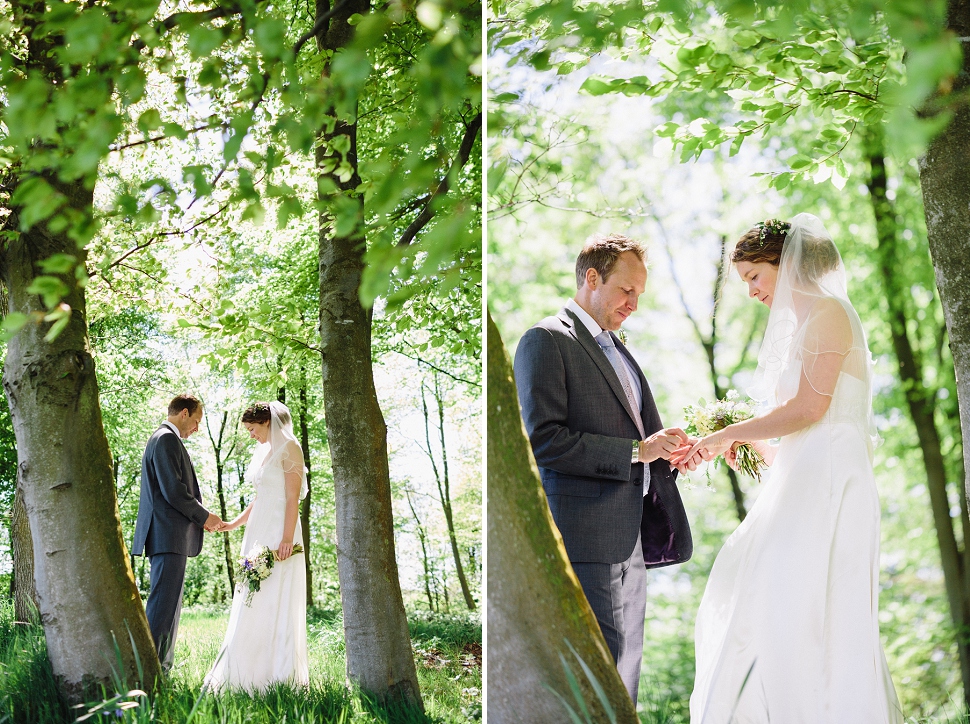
[917,0,970,708]
[1,191,160,701]
[11,480,38,623]
[314,0,422,706]
[487,311,638,723]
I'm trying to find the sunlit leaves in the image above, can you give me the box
[492,0,958,182]
[11,178,67,231]
[186,22,227,59]
[252,18,288,60]
[26,277,71,309]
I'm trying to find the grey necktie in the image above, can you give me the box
[596,331,645,439]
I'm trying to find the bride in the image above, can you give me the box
[677,214,902,722]
[203,401,310,691]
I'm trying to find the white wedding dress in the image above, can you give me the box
[690,215,902,723]
[204,405,309,691]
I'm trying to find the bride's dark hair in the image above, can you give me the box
[732,221,841,283]
[242,402,293,427]
[241,403,271,424]
[731,225,787,266]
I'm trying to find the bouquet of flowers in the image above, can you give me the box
[683,390,767,483]
[236,543,304,606]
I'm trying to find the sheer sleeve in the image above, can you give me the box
[280,441,305,475]
[797,298,855,397]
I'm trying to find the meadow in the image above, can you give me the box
[0,603,481,724]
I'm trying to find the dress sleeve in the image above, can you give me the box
[797,298,855,397]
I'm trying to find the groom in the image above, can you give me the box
[513,233,697,701]
[132,394,222,672]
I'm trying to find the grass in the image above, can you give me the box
[0,601,481,724]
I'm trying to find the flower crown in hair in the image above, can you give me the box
[757,218,791,245]
[253,403,270,414]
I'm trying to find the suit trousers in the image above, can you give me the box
[146,552,188,672]
[571,532,647,703]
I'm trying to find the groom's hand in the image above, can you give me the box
[638,428,690,463]
[670,437,705,473]
[204,513,223,532]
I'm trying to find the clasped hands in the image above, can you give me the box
[668,430,741,471]
[639,428,711,473]
[203,513,240,533]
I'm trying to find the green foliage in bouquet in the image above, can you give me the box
[684,391,767,483]
[237,544,305,606]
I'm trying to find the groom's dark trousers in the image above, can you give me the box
[514,308,692,701]
[132,425,210,671]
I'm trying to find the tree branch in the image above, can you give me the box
[397,111,482,247]
[110,122,225,153]
[293,0,358,55]
[94,200,234,277]
[393,347,480,388]
[131,1,269,53]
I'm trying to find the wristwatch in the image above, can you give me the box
[631,439,641,464]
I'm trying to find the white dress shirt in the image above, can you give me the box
[566,298,643,412]
[567,299,650,494]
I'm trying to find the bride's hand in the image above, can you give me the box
[684,430,735,462]
[276,541,294,561]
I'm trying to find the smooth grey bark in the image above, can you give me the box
[1,192,160,702]
[487,310,638,723]
[314,0,422,706]
[916,0,970,707]
[421,372,476,610]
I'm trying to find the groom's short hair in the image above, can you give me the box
[168,394,202,416]
[575,233,646,289]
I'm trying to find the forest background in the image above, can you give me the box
[0,0,482,721]
[488,0,967,720]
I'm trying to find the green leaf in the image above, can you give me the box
[734,30,761,49]
[37,254,76,274]
[26,276,70,309]
[488,160,507,195]
[62,8,112,64]
[137,109,163,132]
[162,122,189,140]
[187,24,224,59]
[253,18,287,59]
[579,77,612,96]
[1,313,28,336]
[241,202,266,225]
[11,177,66,231]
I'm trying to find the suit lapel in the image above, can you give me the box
[560,309,644,433]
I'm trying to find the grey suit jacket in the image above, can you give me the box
[513,308,692,566]
[131,425,209,557]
